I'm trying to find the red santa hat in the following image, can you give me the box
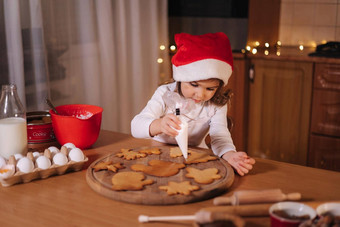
[172,32,233,85]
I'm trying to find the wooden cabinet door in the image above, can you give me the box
[225,57,248,151]
[308,135,340,171]
[247,59,313,165]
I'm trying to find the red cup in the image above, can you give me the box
[269,202,316,227]
[49,104,103,149]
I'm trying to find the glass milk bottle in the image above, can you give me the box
[0,84,28,159]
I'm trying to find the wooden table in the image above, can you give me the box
[1,130,340,227]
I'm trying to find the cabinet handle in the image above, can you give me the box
[249,64,255,83]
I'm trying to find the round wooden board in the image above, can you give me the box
[86,146,234,205]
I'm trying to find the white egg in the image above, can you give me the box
[16,157,34,173]
[33,152,41,159]
[0,164,15,179]
[0,156,6,168]
[48,146,60,155]
[52,153,68,166]
[35,156,51,170]
[14,153,24,160]
[63,143,76,150]
[68,148,84,162]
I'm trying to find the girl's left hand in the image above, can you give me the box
[222,151,255,176]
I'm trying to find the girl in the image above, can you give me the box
[131,32,255,176]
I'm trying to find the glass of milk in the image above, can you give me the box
[0,84,28,159]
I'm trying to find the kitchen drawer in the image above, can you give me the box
[314,63,340,91]
[310,89,340,137]
[308,135,340,172]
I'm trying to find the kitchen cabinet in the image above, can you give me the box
[225,55,248,151]
[246,59,313,165]
[308,63,340,171]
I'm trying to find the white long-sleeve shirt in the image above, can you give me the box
[131,82,236,157]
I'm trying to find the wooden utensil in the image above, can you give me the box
[86,146,234,205]
[213,189,301,205]
[139,210,245,226]
[203,200,340,217]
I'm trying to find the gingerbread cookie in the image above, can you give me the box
[139,147,161,155]
[111,171,154,191]
[185,151,217,164]
[170,147,192,158]
[131,160,185,177]
[159,181,200,195]
[116,149,147,160]
[185,167,221,184]
[92,161,124,172]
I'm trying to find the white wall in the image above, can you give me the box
[279,0,340,46]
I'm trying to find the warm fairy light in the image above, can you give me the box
[246,46,251,51]
[170,45,176,51]
[252,48,257,54]
[255,41,260,47]
[241,49,246,53]
[265,43,269,48]
[299,45,304,51]
[264,50,269,55]
[157,58,163,63]
[277,41,282,46]
[276,51,281,56]
[160,45,165,50]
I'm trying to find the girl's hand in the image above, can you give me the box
[149,114,182,137]
[222,151,255,176]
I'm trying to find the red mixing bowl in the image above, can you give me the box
[49,104,103,149]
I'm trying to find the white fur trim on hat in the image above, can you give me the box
[172,59,232,85]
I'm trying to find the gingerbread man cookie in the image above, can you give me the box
[111,171,154,191]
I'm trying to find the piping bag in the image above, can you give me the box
[162,91,194,160]
[175,106,188,159]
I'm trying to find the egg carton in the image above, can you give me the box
[0,147,88,187]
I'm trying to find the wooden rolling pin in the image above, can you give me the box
[203,200,340,217]
[139,210,245,226]
[213,189,301,205]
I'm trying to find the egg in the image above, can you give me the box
[33,152,41,159]
[35,156,51,170]
[0,156,6,168]
[63,143,76,150]
[0,164,15,179]
[48,146,60,156]
[68,148,85,162]
[52,153,68,166]
[16,157,34,173]
[14,153,24,160]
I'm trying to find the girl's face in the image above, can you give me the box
[180,79,220,103]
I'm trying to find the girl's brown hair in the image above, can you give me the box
[176,79,232,106]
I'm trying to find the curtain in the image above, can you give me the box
[0,0,170,134]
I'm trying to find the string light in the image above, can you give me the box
[264,50,269,55]
[241,49,246,53]
[255,41,260,47]
[246,46,251,51]
[157,58,163,63]
[265,43,269,48]
[160,45,165,50]
[170,45,176,51]
[276,51,281,56]
[277,41,282,46]
[299,45,304,51]
[252,48,257,54]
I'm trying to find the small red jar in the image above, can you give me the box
[27,111,58,151]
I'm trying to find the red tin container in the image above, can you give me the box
[27,111,58,151]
